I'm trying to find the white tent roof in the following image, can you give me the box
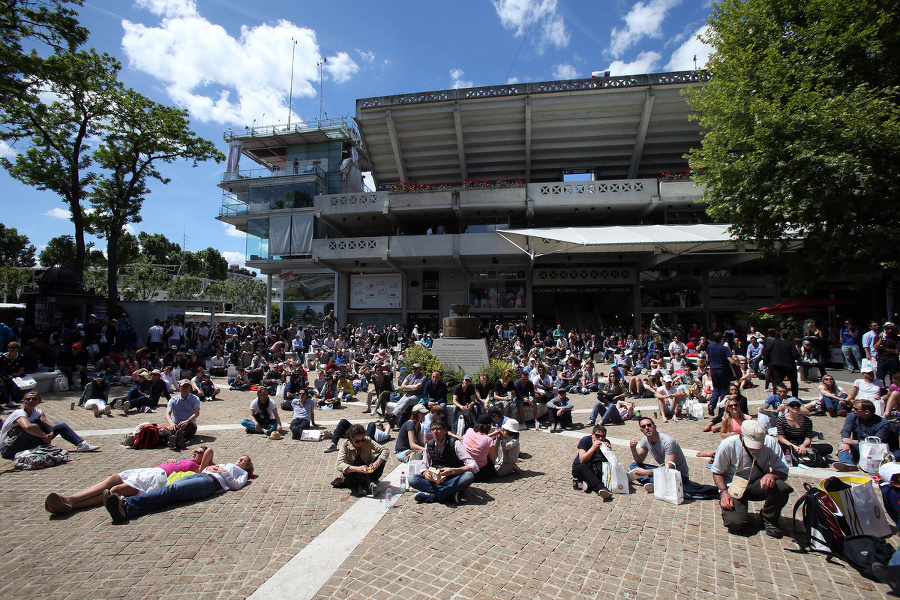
[498,224,738,258]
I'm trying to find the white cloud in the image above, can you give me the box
[665,25,712,71]
[493,0,569,52]
[605,51,662,76]
[223,222,245,238]
[124,223,136,235]
[0,140,16,159]
[553,63,579,79]
[134,0,197,18]
[362,172,375,192]
[222,250,245,267]
[121,7,359,126]
[450,68,473,89]
[324,51,360,84]
[44,207,71,220]
[506,76,520,84]
[609,0,682,58]
[356,49,375,63]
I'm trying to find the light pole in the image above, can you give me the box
[317,57,327,121]
[287,37,297,129]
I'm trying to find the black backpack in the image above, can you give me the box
[793,482,850,556]
[841,535,895,579]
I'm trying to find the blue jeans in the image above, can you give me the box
[1,422,83,459]
[842,345,862,370]
[548,408,572,427]
[124,473,220,518]
[629,461,657,484]
[241,418,276,434]
[601,404,624,425]
[451,405,481,429]
[709,367,731,413]
[820,393,849,413]
[409,471,474,501]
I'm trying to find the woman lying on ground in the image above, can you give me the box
[104,455,254,523]
[45,446,214,514]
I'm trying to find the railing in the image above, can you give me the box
[223,117,364,150]
[222,164,325,183]
[219,202,248,218]
[327,193,379,207]
[358,71,710,109]
[535,181,646,196]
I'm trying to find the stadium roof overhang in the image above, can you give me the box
[356,71,708,187]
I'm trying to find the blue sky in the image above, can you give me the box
[0,0,713,269]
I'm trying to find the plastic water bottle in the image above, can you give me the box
[384,485,392,508]
[399,471,407,492]
[784,449,793,467]
[866,453,878,477]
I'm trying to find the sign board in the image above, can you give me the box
[430,338,490,376]
[350,274,401,309]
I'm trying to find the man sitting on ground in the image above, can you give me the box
[409,419,477,504]
[655,375,686,423]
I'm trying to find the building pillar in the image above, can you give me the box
[266,273,273,328]
[631,281,642,334]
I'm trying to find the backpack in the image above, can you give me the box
[793,482,850,556]
[841,535,895,579]
[133,424,161,449]
[13,445,70,470]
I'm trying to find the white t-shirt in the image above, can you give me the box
[854,378,885,400]
[0,408,40,449]
[249,398,277,420]
[148,325,163,343]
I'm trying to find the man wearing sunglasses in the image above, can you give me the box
[629,418,689,492]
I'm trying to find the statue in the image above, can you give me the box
[649,313,673,345]
[323,310,336,333]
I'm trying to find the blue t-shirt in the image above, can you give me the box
[167,393,200,423]
[841,327,860,346]
[573,435,607,467]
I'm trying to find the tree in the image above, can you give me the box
[138,232,181,265]
[118,231,141,267]
[120,260,169,301]
[1,49,124,279]
[167,274,205,300]
[0,224,36,267]
[687,0,900,291]
[38,234,105,270]
[0,267,33,302]
[87,88,224,302]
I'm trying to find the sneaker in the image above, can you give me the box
[108,398,117,409]
[104,405,112,416]
[834,462,858,472]
[643,483,654,493]
[368,482,379,497]
[91,404,100,417]
[3,401,19,409]
[76,442,99,452]
[45,492,72,515]
[587,419,596,427]
[597,489,613,501]
[323,443,338,453]
[583,482,593,493]
[763,521,783,538]
[167,433,177,448]
[103,491,128,524]
[122,401,131,412]
[414,492,435,503]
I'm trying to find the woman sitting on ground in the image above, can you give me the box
[104,455,254,523]
[818,375,850,417]
[45,446,214,514]
[703,384,748,432]
[80,372,112,417]
[718,396,751,438]
[775,397,833,465]
[394,404,428,462]
[884,373,900,417]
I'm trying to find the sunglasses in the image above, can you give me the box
[351,438,366,444]
[640,424,654,429]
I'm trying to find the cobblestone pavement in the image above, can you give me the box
[0,372,887,600]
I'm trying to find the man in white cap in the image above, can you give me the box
[711,419,791,537]
[655,375,686,423]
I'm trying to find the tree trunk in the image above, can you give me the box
[106,228,120,303]
[69,201,86,282]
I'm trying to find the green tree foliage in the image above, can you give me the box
[687,0,900,291]
[117,231,141,267]
[167,274,205,300]
[138,232,181,265]
[0,267,33,302]
[181,247,229,280]
[87,89,224,302]
[0,224,36,267]
[0,0,87,100]
[38,234,105,270]
[120,260,170,301]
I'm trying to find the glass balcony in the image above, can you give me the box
[222,164,326,183]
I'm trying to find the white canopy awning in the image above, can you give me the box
[498,224,739,258]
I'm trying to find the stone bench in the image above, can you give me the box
[29,370,63,395]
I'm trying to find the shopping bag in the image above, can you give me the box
[406,459,424,476]
[601,447,630,494]
[227,365,237,378]
[53,374,69,392]
[821,476,892,537]
[299,429,324,441]
[456,414,466,438]
[653,461,684,505]
[858,436,888,472]
[276,383,286,398]
[689,400,705,420]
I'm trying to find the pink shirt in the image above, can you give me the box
[157,459,200,476]
[462,429,493,468]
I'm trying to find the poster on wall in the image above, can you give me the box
[281,271,335,302]
[282,302,333,326]
[351,274,401,309]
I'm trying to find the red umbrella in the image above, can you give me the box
[756,296,859,315]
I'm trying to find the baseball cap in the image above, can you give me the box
[413,405,429,415]
[463,375,472,381]
[861,365,875,373]
[662,375,673,383]
[786,398,802,407]
[741,420,767,450]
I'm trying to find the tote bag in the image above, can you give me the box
[653,461,684,505]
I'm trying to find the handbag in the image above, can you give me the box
[727,450,757,500]
[858,436,888,472]
[653,461,684,505]
[53,374,69,392]
[601,447,630,494]
[821,475,892,538]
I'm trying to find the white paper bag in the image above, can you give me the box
[838,478,893,538]
[653,461,684,505]
[456,414,466,437]
[858,436,888,471]
[53,374,69,392]
[276,383,286,398]
[406,459,424,476]
[227,365,237,378]
[601,447,630,494]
